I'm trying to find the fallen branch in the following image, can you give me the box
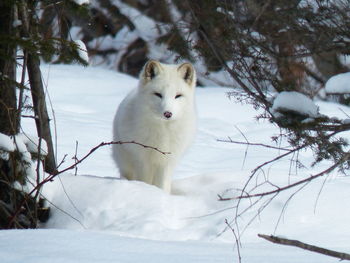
[258,234,350,261]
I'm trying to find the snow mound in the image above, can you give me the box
[325,72,350,94]
[42,172,237,242]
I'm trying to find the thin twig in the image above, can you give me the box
[235,126,249,169]
[218,138,291,152]
[57,175,84,218]
[56,154,67,169]
[225,219,242,263]
[17,50,27,133]
[74,141,79,176]
[41,193,86,229]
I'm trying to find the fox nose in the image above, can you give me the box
[163,111,172,119]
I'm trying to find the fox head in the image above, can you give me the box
[138,60,196,121]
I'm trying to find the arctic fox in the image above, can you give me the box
[112,60,197,193]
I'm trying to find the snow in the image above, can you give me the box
[2,64,350,262]
[73,0,89,5]
[0,229,341,263]
[0,132,47,162]
[17,133,48,156]
[271,91,319,118]
[0,229,234,263]
[343,118,350,124]
[112,0,169,41]
[0,132,47,191]
[12,19,22,28]
[0,132,15,152]
[325,72,350,94]
[0,133,14,160]
[74,40,89,64]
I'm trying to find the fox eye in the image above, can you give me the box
[154,92,162,98]
[175,94,183,99]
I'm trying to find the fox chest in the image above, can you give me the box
[139,122,183,152]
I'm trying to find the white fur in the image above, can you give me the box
[112,60,197,193]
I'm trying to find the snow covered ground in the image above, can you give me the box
[1,64,350,262]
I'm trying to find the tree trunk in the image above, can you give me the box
[19,1,57,174]
[0,1,17,135]
[27,55,57,174]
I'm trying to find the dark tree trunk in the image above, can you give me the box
[0,1,17,135]
[27,54,57,174]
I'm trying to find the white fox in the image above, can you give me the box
[112,60,197,193]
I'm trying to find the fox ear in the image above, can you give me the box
[178,63,196,87]
[142,60,162,81]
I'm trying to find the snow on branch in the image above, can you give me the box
[73,0,90,5]
[0,133,15,152]
[271,91,320,120]
[325,72,350,95]
[74,40,89,64]
[0,132,48,161]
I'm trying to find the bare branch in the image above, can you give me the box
[258,234,350,261]
[56,140,170,176]
[218,138,291,152]
[219,154,346,201]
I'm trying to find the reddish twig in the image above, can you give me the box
[55,141,170,176]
